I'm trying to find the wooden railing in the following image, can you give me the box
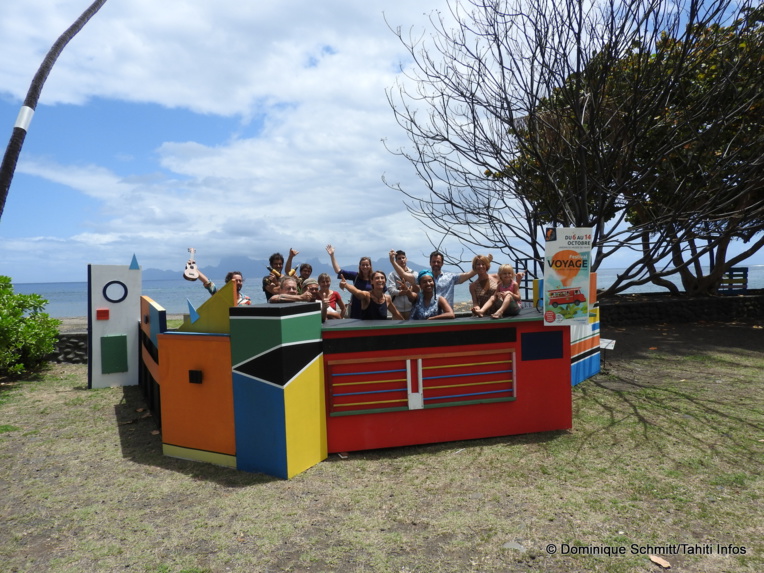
[719,267,749,295]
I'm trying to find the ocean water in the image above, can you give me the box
[12,265,764,318]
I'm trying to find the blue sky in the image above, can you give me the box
[0,0,457,283]
[1,0,761,284]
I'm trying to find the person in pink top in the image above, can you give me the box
[476,263,523,318]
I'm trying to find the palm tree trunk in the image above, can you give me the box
[0,0,109,221]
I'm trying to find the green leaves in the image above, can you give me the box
[0,276,61,376]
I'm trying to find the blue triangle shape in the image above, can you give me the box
[186,299,200,323]
[129,254,140,270]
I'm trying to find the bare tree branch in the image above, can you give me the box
[386,0,764,296]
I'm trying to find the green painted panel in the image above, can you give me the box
[230,312,321,365]
[101,334,128,374]
[280,313,322,345]
[230,319,283,365]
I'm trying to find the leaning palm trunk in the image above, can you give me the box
[0,0,109,221]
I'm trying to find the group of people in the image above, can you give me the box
[196,245,524,322]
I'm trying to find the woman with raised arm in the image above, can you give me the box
[326,244,375,319]
[339,271,404,321]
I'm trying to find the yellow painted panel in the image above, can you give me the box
[178,280,235,334]
[163,444,237,468]
[284,356,327,478]
[589,272,599,324]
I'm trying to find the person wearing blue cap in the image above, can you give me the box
[396,269,455,320]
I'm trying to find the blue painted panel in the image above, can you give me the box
[233,372,288,478]
[571,354,600,386]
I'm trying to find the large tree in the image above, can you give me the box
[0,0,109,222]
[386,0,764,296]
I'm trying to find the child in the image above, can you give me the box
[476,264,523,319]
[317,273,346,319]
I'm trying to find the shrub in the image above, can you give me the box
[0,276,61,375]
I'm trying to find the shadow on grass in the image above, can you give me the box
[575,373,764,472]
[114,384,568,484]
[320,428,567,465]
[601,319,764,363]
[114,385,279,487]
[0,367,50,404]
[592,319,764,461]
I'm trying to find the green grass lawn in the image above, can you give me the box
[0,336,762,572]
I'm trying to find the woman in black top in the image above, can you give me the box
[340,271,404,321]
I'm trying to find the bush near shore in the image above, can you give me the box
[0,276,60,375]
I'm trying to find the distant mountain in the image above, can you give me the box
[141,267,181,281]
[141,255,428,282]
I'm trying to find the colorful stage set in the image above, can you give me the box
[88,260,601,480]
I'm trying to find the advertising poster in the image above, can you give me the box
[543,227,592,325]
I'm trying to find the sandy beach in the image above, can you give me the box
[56,314,187,333]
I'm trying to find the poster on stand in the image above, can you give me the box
[543,227,592,325]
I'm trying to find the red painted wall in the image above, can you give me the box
[322,318,571,453]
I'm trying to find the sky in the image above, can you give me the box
[0,0,472,283]
[1,1,761,285]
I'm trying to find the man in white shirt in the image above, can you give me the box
[389,249,477,308]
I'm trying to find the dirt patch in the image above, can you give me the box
[602,318,763,357]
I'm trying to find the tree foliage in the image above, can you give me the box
[386,0,764,296]
[0,276,60,376]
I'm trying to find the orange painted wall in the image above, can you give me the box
[157,333,235,455]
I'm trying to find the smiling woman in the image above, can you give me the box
[339,269,404,321]
[406,270,455,320]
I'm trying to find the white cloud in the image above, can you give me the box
[18,159,134,201]
[5,1,761,285]
[0,0,428,113]
[0,0,470,282]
